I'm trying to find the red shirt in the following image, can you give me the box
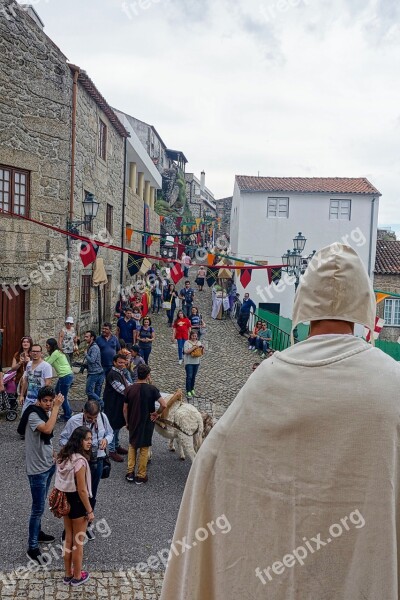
[173,317,191,340]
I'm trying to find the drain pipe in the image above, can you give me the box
[367,196,376,277]
[119,137,127,293]
[66,67,79,317]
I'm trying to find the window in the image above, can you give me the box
[267,197,289,218]
[106,203,113,235]
[0,165,29,216]
[329,199,351,220]
[81,275,91,312]
[384,298,400,326]
[98,119,107,160]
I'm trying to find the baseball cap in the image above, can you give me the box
[65,316,74,324]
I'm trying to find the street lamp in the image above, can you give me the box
[293,232,306,253]
[67,193,100,234]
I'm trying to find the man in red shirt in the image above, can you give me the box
[172,309,191,365]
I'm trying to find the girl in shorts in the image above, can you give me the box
[55,426,94,587]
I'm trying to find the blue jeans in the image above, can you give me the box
[55,373,74,420]
[177,339,185,360]
[28,464,55,550]
[183,303,192,318]
[185,363,199,393]
[256,338,270,352]
[109,429,120,453]
[86,372,105,408]
[139,344,152,365]
[152,294,162,312]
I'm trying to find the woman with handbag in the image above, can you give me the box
[164,283,179,326]
[138,317,155,365]
[55,426,93,587]
[183,331,204,397]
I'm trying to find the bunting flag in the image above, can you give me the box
[170,262,184,284]
[139,257,152,275]
[174,236,179,244]
[195,217,202,228]
[192,225,196,232]
[79,241,98,267]
[206,266,219,287]
[376,292,390,304]
[125,227,133,242]
[127,253,143,276]
[271,267,282,285]
[146,236,153,247]
[365,317,385,342]
[240,268,252,289]
[196,233,202,244]
[160,216,165,223]
[207,253,215,266]
[175,217,182,228]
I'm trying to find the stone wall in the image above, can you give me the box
[69,80,126,331]
[374,273,400,341]
[0,0,72,346]
[215,196,232,239]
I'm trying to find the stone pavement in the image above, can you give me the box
[0,282,257,599]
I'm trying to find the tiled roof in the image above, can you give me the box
[68,64,130,138]
[236,176,381,196]
[375,240,400,274]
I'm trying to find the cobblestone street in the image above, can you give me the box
[0,284,256,598]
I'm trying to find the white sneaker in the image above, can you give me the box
[178,359,183,365]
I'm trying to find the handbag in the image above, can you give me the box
[101,453,111,479]
[162,301,172,310]
[48,487,70,518]
[191,345,204,358]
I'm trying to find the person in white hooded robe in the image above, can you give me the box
[160,243,400,600]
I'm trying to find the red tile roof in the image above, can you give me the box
[375,240,400,274]
[68,64,129,138]
[236,176,381,195]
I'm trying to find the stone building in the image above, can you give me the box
[374,239,400,342]
[215,196,233,240]
[185,171,216,219]
[0,1,160,365]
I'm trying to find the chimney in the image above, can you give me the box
[200,170,205,193]
[20,5,45,29]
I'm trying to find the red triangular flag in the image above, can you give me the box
[266,267,272,285]
[79,241,98,267]
[170,262,183,284]
[146,236,153,247]
[240,268,252,289]
[176,217,182,228]
[174,236,179,244]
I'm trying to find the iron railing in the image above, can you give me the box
[231,301,291,351]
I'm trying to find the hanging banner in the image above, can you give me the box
[206,266,219,287]
[79,241,98,267]
[127,253,143,276]
[170,262,184,284]
[139,257,152,275]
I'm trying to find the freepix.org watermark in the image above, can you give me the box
[118,513,231,584]
[255,509,365,585]
[0,519,111,589]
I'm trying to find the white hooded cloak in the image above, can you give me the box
[160,244,400,600]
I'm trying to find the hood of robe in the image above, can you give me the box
[291,243,376,342]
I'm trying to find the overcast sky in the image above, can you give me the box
[20,0,400,230]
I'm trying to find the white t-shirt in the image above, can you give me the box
[24,361,53,401]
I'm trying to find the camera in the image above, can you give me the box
[90,445,98,465]
[79,363,87,374]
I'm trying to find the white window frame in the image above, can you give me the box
[267,197,289,218]
[329,199,351,220]
[384,298,400,326]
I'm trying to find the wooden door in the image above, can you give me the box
[0,287,26,367]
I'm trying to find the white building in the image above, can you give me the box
[230,176,381,318]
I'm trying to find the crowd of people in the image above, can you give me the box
[0,259,276,588]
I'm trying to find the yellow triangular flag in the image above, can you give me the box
[376,292,390,304]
